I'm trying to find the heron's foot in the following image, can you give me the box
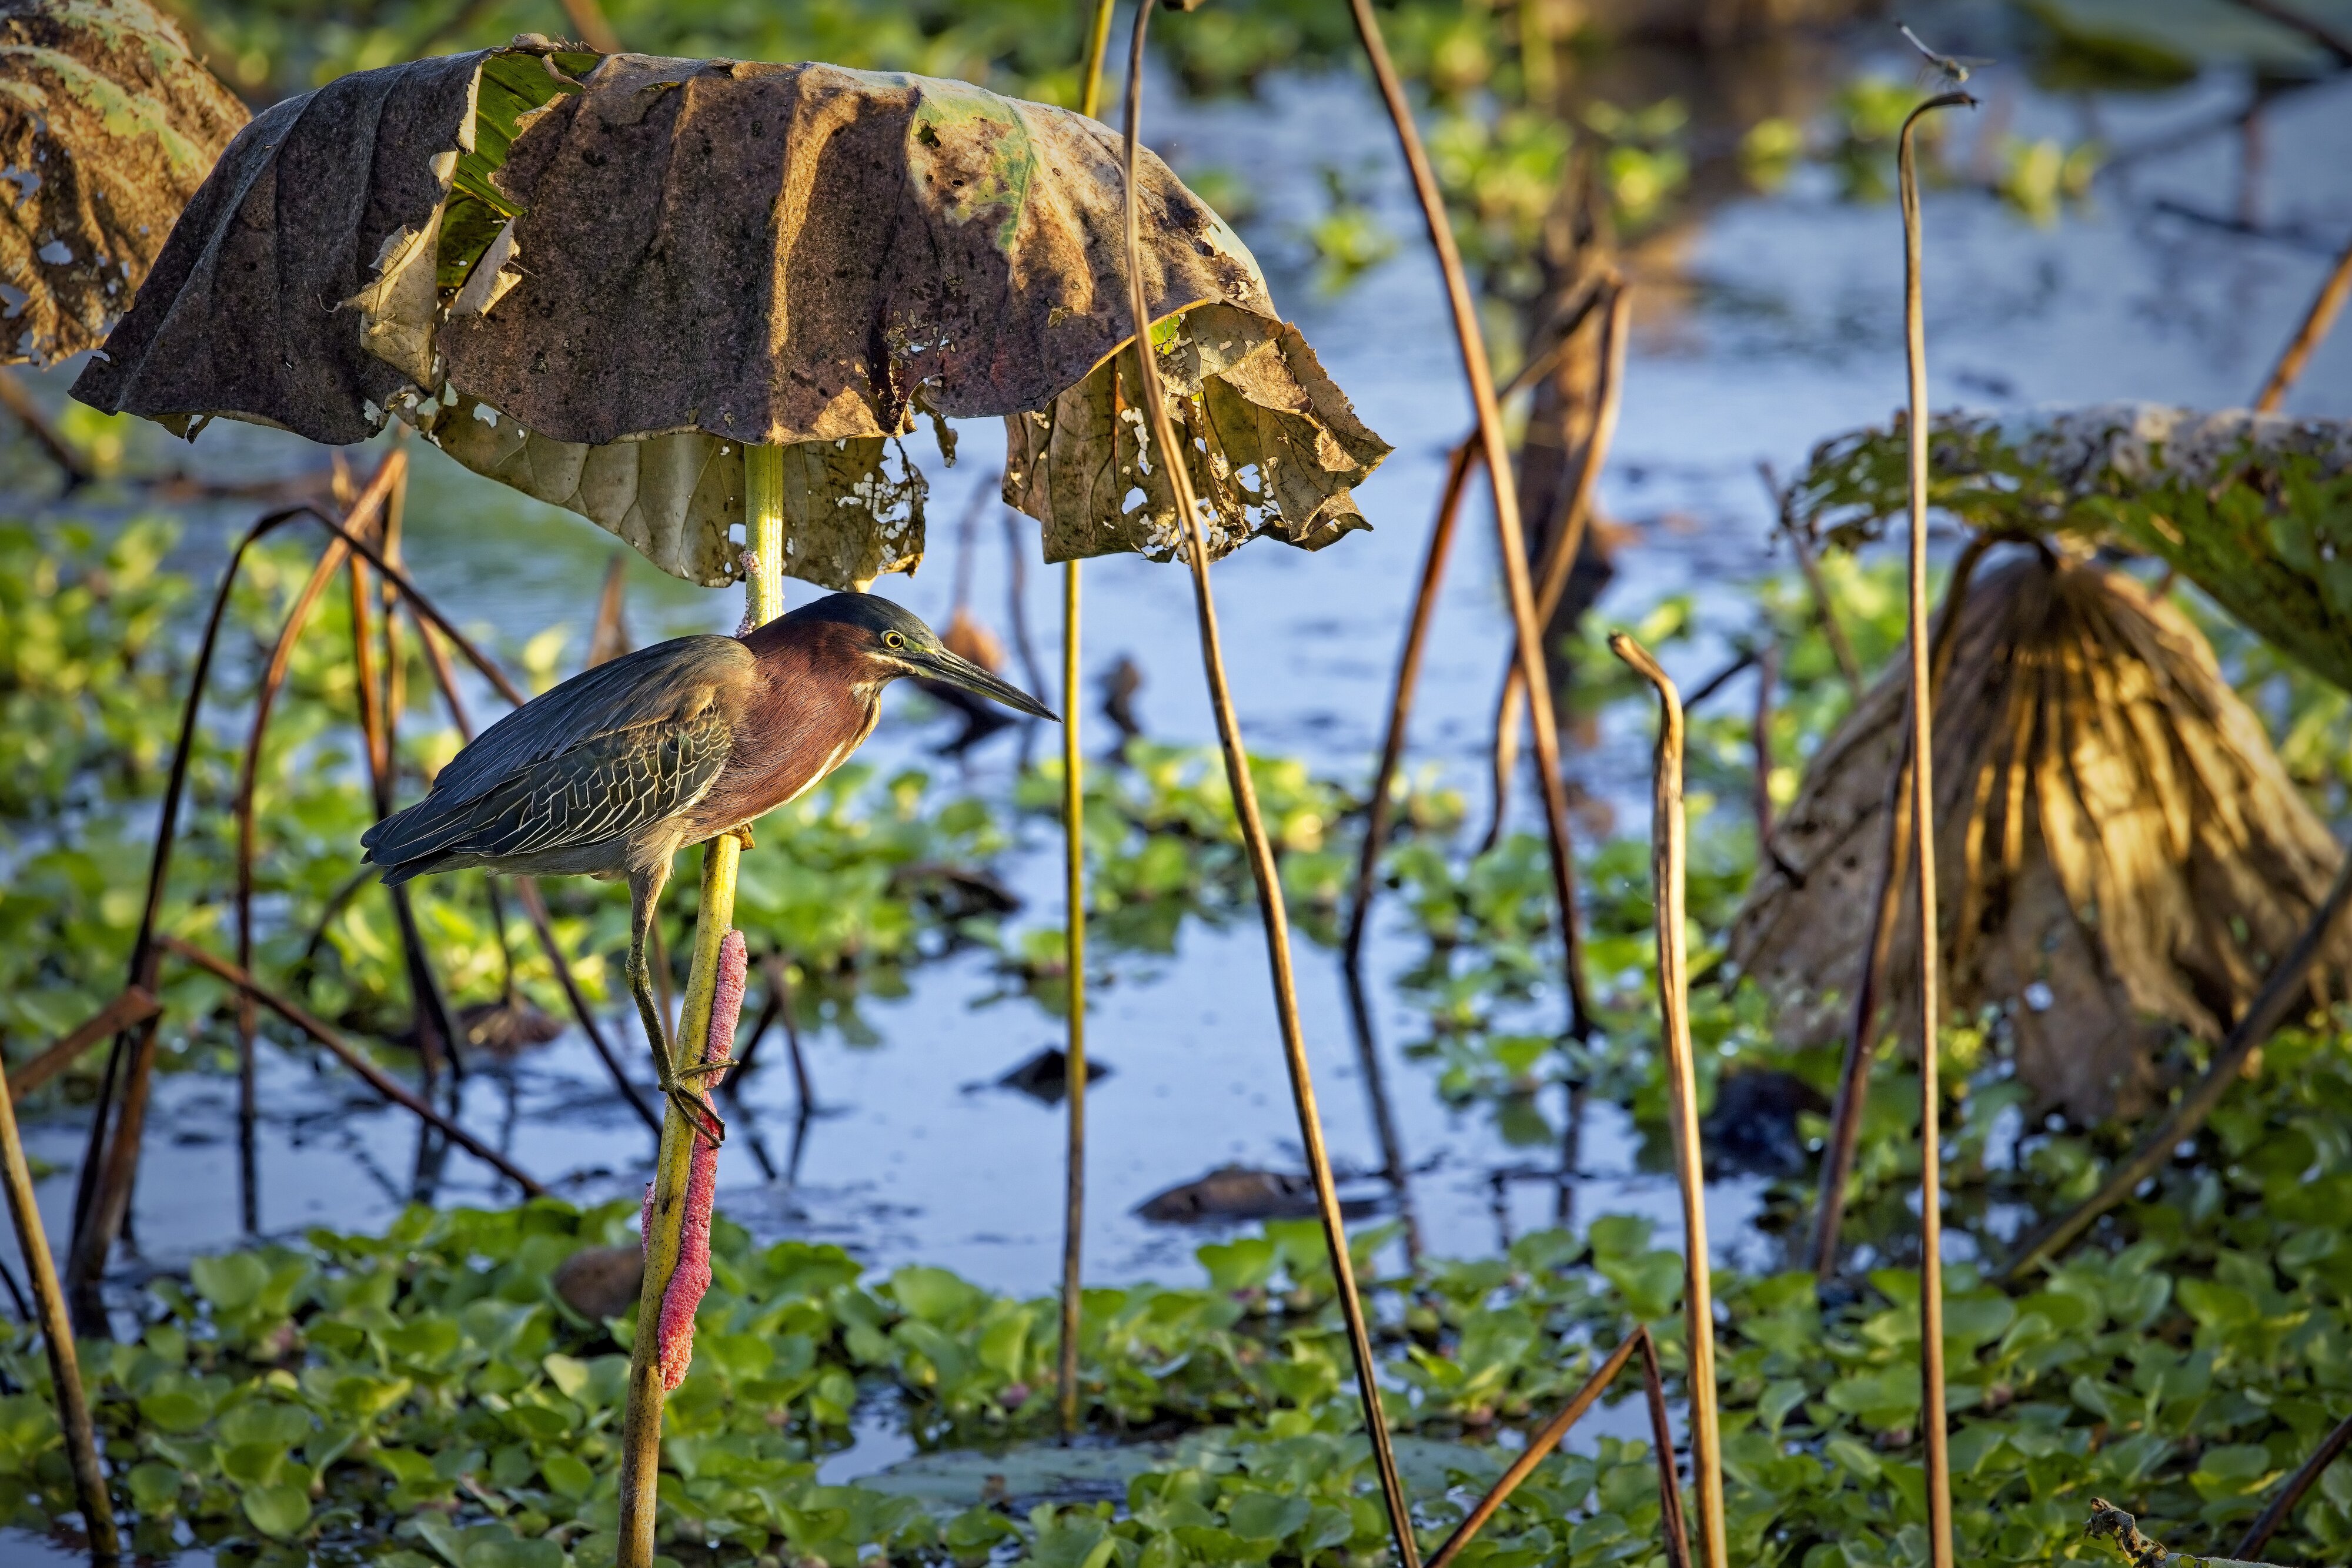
[661,1079,727,1149]
[729,824,756,851]
[673,1059,734,1084]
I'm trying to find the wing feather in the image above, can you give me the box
[365,636,749,869]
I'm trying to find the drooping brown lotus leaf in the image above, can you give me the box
[1004,303,1389,564]
[1730,551,2352,1122]
[0,0,246,366]
[75,44,1384,588]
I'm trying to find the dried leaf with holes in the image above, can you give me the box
[1004,304,1389,563]
[1732,551,2352,1122]
[74,45,1381,586]
[0,0,246,366]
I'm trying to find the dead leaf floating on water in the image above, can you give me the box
[73,44,1384,586]
[0,0,246,366]
[1732,552,2352,1122]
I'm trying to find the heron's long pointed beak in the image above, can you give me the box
[912,647,1060,721]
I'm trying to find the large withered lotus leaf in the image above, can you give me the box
[1731,553,2352,1123]
[72,44,1382,589]
[1793,403,2352,693]
[0,0,247,366]
[1003,303,1392,563]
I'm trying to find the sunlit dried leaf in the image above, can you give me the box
[1732,551,2352,1122]
[75,46,1370,591]
[1002,304,1389,563]
[0,0,246,366]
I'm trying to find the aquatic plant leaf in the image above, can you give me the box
[74,46,1371,590]
[1002,304,1389,564]
[1733,554,2352,1120]
[0,0,246,366]
[1793,403,2352,694]
[410,392,923,589]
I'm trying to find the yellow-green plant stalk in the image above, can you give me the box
[0,1054,116,1559]
[1057,0,1115,1443]
[614,449,783,1566]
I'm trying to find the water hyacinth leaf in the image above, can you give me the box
[240,1480,312,1539]
[0,0,247,366]
[75,45,1384,589]
[1003,304,1390,564]
[1793,403,2352,694]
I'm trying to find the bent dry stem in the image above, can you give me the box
[1900,91,1975,1568]
[1118,6,1416,1561]
[1346,0,1591,1041]
[1609,633,1725,1568]
[614,449,784,1567]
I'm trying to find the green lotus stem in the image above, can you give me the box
[0,1053,116,1559]
[1058,0,1113,1445]
[614,446,783,1566]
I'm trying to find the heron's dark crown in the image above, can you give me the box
[764,591,938,648]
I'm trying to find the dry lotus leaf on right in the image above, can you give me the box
[1732,550,2352,1122]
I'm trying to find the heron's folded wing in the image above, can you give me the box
[365,636,749,865]
[432,701,734,862]
[412,637,751,814]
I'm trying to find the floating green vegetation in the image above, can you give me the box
[9,1010,2352,1564]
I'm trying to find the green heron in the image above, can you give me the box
[362,592,1056,1137]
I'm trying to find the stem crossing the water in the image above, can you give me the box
[1118,6,1418,1560]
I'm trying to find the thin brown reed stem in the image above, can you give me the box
[1487,279,1632,849]
[1344,435,1476,967]
[553,0,620,53]
[2001,846,2352,1283]
[1609,631,1724,1568]
[1426,1331,1643,1568]
[1752,641,1780,851]
[1636,1326,1693,1568]
[1120,7,1415,1559]
[159,937,543,1193]
[405,602,663,1135]
[69,497,526,1322]
[8,992,159,1104]
[69,502,319,1322]
[1339,287,1605,966]
[1901,92,1975,1568]
[0,1047,115,1556]
[1758,462,1865,704]
[1346,0,1590,1042]
[2236,1409,2352,1559]
[734,954,814,1109]
[2253,228,2352,413]
[1808,532,1987,1279]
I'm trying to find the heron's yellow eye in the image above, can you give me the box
[883,630,907,649]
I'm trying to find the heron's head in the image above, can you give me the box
[774,593,1059,720]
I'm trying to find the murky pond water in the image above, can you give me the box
[6,21,2352,1483]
